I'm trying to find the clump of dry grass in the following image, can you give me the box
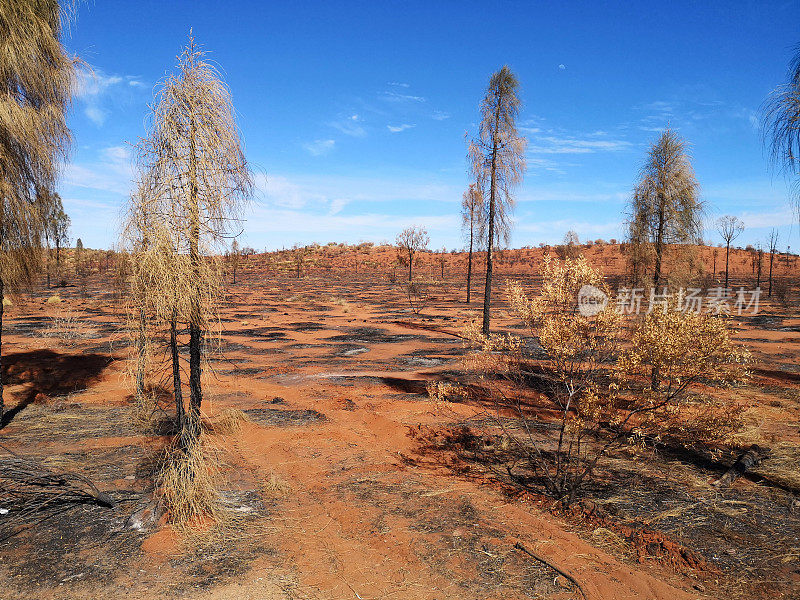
[46,295,62,304]
[44,308,96,343]
[262,472,290,497]
[156,437,225,530]
[330,296,351,313]
[205,408,250,435]
[2,296,11,307]
[426,381,467,403]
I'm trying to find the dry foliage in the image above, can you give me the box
[156,436,224,529]
[0,0,77,418]
[122,36,252,449]
[461,255,748,505]
[626,128,703,287]
[468,65,527,334]
[396,226,429,283]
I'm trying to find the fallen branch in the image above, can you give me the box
[514,541,588,599]
[0,444,114,540]
[713,444,769,488]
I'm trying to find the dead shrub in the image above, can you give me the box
[426,381,468,403]
[155,437,225,530]
[461,254,749,506]
[405,279,432,314]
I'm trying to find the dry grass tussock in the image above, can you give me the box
[44,307,96,342]
[156,435,229,532]
[204,407,250,435]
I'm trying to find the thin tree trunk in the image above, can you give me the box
[467,228,473,304]
[757,250,762,288]
[725,242,731,288]
[46,244,51,289]
[408,252,413,283]
[650,202,666,391]
[170,309,184,430]
[186,114,203,444]
[482,138,498,336]
[769,251,774,297]
[135,305,146,404]
[0,276,4,423]
[653,200,665,288]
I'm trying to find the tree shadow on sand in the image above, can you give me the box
[1,349,113,428]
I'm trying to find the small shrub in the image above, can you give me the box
[426,381,467,403]
[46,295,62,304]
[156,438,224,529]
[462,255,749,506]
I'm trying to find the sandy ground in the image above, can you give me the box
[1,245,798,600]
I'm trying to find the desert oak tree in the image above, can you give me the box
[130,38,252,445]
[461,183,484,304]
[396,226,429,283]
[468,66,526,335]
[627,129,702,288]
[716,215,744,289]
[0,0,76,421]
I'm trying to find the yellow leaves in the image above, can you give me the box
[621,306,750,392]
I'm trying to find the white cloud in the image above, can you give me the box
[558,64,566,70]
[387,124,415,133]
[529,135,632,154]
[64,145,133,196]
[328,198,348,215]
[303,139,336,156]
[381,90,426,103]
[388,82,410,88]
[75,66,146,127]
[84,106,108,127]
[431,110,450,121]
[330,116,367,137]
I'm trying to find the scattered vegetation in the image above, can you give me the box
[461,255,749,506]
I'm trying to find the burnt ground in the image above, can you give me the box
[0,265,798,599]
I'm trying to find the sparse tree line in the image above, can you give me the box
[1,0,799,519]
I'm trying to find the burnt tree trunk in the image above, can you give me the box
[714,445,768,488]
[170,308,184,431]
[186,115,203,445]
[482,121,499,337]
[466,228,473,304]
[0,276,4,423]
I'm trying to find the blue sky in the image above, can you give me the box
[61,0,800,252]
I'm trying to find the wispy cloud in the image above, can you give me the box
[387,123,415,133]
[634,95,758,133]
[64,144,134,196]
[75,67,146,126]
[529,135,632,154]
[431,110,450,121]
[303,139,336,156]
[330,114,367,137]
[558,64,566,70]
[388,81,410,88]
[380,90,426,103]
